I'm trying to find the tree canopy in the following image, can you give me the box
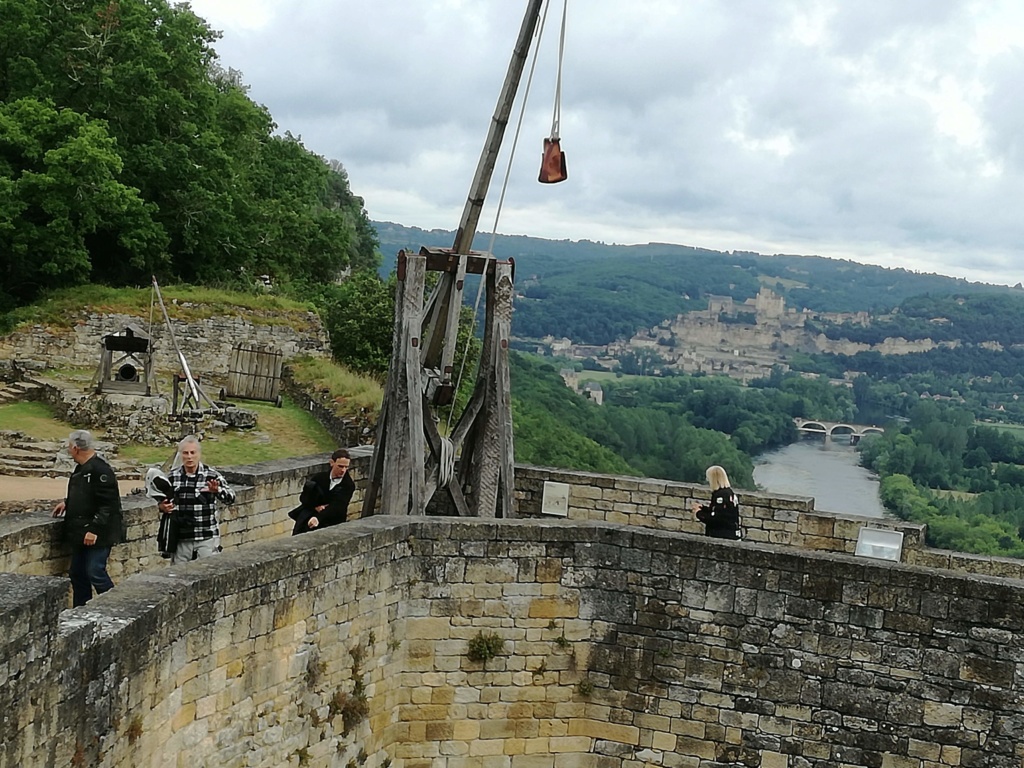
[0,0,377,312]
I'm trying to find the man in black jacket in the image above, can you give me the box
[52,430,124,606]
[289,449,355,535]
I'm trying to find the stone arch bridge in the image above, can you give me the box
[794,417,884,442]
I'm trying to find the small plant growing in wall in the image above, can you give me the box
[126,716,144,745]
[328,643,371,734]
[576,677,594,697]
[331,680,369,735]
[466,631,505,663]
[305,654,327,690]
[554,633,571,650]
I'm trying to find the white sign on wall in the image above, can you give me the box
[855,527,904,562]
[541,481,570,517]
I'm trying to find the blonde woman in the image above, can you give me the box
[690,465,742,540]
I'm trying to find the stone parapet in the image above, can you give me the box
[515,464,928,562]
[0,449,374,583]
[3,517,1024,767]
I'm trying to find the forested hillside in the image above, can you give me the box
[374,222,1021,345]
[0,0,377,314]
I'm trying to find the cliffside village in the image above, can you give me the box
[545,287,959,398]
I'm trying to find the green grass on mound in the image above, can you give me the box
[0,397,338,467]
[286,356,383,416]
[1,284,317,333]
[0,401,77,440]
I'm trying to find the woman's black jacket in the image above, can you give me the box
[695,487,741,540]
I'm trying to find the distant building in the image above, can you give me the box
[559,368,578,392]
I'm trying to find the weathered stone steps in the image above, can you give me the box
[0,381,41,405]
[6,446,60,462]
[0,465,68,478]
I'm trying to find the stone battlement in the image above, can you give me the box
[3,459,1024,767]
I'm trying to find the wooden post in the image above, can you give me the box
[366,251,427,516]
[493,261,516,518]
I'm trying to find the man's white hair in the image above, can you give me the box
[68,430,94,451]
[178,435,202,453]
[171,435,202,471]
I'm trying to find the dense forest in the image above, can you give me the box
[0,0,378,314]
[859,401,1024,558]
[510,354,876,488]
[510,354,1024,558]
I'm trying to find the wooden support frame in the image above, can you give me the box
[362,250,515,519]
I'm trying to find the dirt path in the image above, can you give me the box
[0,475,143,502]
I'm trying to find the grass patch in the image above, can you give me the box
[287,356,383,417]
[982,421,1024,437]
[1,397,336,467]
[1,284,317,333]
[119,396,338,467]
[0,401,76,440]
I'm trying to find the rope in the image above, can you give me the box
[437,435,456,488]
[549,0,567,140]
[447,0,556,431]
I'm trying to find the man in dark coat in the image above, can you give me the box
[52,430,124,606]
[289,449,355,535]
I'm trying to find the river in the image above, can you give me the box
[753,438,887,518]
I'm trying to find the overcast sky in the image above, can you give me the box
[186,0,1024,287]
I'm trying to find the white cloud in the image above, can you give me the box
[187,0,1024,287]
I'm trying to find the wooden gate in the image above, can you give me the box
[226,344,282,403]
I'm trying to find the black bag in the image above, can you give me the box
[157,512,179,558]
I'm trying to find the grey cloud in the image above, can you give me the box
[193,0,1023,286]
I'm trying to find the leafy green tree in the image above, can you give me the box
[0,97,165,310]
[314,271,396,377]
[0,0,377,309]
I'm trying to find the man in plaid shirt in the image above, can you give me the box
[157,435,236,563]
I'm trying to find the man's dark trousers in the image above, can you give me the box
[69,546,114,607]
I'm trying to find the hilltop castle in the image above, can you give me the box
[547,287,950,382]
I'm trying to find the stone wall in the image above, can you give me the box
[5,458,1024,617]
[4,515,1024,768]
[0,309,328,374]
[515,465,926,559]
[0,521,410,768]
[398,520,1024,768]
[0,450,373,581]
[513,465,1024,581]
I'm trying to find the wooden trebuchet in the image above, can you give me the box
[362,250,515,518]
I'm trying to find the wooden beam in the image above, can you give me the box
[493,261,516,518]
[452,0,545,256]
